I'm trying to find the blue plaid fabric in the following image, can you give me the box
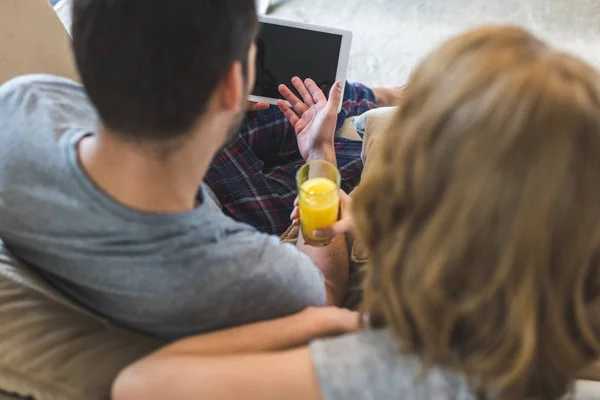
[205,82,376,235]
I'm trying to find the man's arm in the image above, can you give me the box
[277,78,351,306]
[297,230,348,306]
[298,147,349,306]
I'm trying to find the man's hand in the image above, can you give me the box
[278,77,342,163]
[294,187,351,305]
[247,101,270,112]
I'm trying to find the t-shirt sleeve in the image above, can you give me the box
[233,233,327,318]
[181,230,327,335]
[310,331,410,400]
[310,333,375,400]
[309,330,472,400]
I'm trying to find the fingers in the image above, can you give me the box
[278,84,302,104]
[337,309,362,333]
[278,84,307,116]
[326,81,344,112]
[312,190,354,237]
[313,218,354,239]
[293,102,308,116]
[290,197,301,226]
[290,193,354,237]
[305,78,327,104]
[277,100,300,126]
[247,101,271,112]
[292,77,315,107]
[290,205,300,221]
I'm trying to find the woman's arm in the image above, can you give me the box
[113,307,356,400]
[155,306,357,357]
[113,347,322,400]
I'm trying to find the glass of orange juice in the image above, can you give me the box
[296,160,341,247]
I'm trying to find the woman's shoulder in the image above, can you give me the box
[309,329,476,400]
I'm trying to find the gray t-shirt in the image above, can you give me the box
[0,75,326,340]
[310,329,476,400]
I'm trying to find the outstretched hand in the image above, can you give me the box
[278,77,343,161]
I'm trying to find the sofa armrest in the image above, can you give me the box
[0,0,79,85]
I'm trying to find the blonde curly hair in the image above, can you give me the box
[354,26,600,399]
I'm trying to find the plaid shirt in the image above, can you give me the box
[205,83,376,235]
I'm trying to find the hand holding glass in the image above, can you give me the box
[297,160,341,247]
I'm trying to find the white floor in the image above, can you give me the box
[269,0,600,87]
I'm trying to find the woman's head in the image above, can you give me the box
[354,26,600,398]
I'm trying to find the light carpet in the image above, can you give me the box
[269,0,600,87]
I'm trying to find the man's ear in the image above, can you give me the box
[215,61,244,113]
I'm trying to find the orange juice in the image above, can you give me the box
[299,177,340,245]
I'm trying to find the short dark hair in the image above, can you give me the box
[71,0,258,140]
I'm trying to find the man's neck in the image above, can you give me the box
[78,126,218,214]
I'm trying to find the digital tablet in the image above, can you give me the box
[249,16,353,112]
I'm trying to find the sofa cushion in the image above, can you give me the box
[0,242,161,400]
[0,0,79,86]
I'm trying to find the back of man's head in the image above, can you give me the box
[71,0,258,141]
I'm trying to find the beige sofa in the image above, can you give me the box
[0,243,161,400]
[0,0,78,85]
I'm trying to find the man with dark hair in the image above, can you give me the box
[0,0,351,340]
[72,0,256,140]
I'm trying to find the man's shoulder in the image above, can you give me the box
[203,214,303,263]
[0,74,93,128]
[195,210,318,275]
[0,74,96,152]
[0,74,83,100]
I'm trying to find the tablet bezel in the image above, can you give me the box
[248,15,353,113]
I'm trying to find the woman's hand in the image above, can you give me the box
[300,306,361,336]
[291,190,355,239]
[278,77,343,162]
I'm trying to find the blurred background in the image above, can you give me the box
[267,0,600,87]
[51,0,600,87]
